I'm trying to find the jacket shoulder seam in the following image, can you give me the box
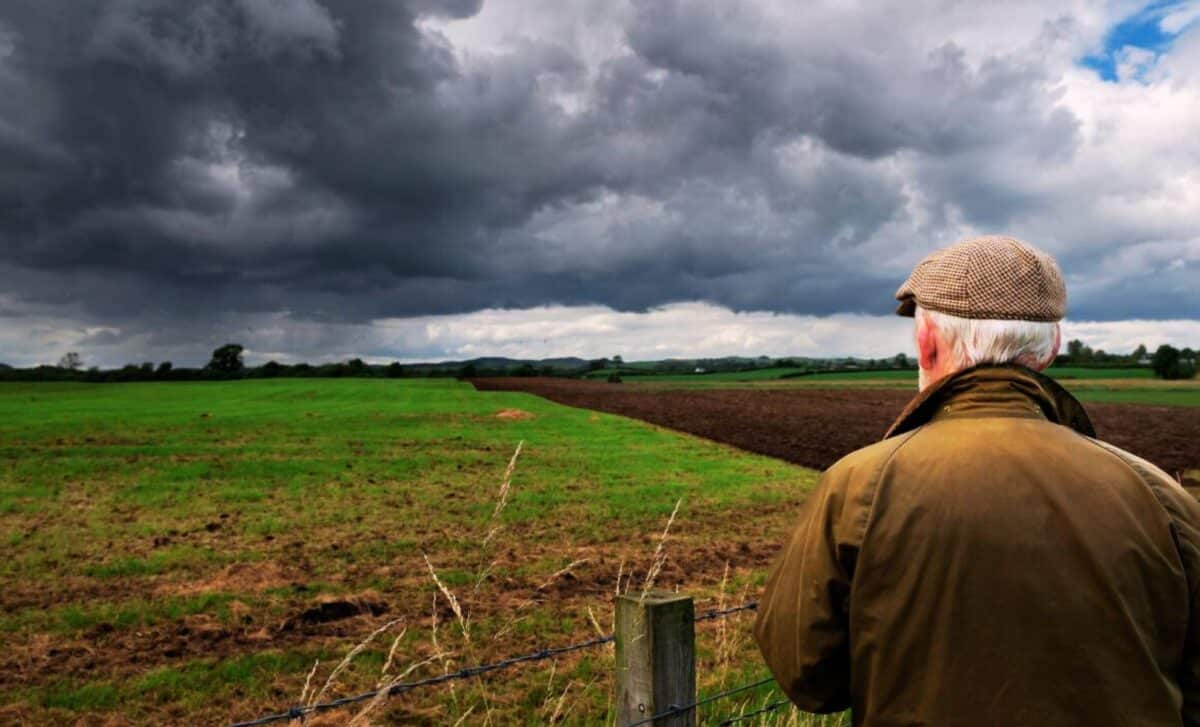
[853,428,922,555]
[1082,436,1182,494]
[1077,436,1194,563]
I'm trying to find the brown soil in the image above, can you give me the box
[470,377,1200,488]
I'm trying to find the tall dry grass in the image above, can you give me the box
[287,442,834,725]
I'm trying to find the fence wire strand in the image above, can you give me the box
[623,676,776,727]
[715,698,793,726]
[693,600,759,622]
[228,599,761,727]
[228,635,614,726]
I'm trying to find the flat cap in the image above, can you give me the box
[895,235,1066,321]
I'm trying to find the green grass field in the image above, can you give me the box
[618,366,1200,406]
[0,379,818,725]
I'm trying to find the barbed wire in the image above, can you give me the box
[693,600,759,623]
[228,635,614,727]
[228,599,762,727]
[623,676,776,727]
[715,698,792,725]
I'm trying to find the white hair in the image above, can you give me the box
[917,306,1059,370]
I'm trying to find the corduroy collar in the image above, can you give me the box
[883,363,1096,440]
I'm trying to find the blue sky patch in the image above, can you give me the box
[1082,1,1197,80]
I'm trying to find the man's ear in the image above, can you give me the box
[916,315,938,371]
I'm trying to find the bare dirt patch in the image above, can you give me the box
[471,377,1200,489]
[156,561,293,597]
[494,408,535,421]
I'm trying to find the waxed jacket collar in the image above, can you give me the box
[883,363,1096,440]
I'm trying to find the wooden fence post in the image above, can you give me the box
[615,590,696,726]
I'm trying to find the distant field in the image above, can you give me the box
[0,380,813,725]
[1069,389,1200,407]
[590,365,1156,384]
[608,366,1199,407]
[1045,367,1155,379]
[587,367,812,382]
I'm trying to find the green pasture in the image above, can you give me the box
[0,379,815,724]
[621,366,1200,406]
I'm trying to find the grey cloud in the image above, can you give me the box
[0,0,1192,366]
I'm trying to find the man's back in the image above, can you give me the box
[754,366,1200,726]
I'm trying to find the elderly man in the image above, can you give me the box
[754,236,1200,726]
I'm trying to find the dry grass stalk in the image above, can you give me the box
[298,658,320,710]
[538,660,559,715]
[379,628,407,680]
[639,497,683,598]
[473,440,523,594]
[428,592,459,707]
[424,554,470,641]
[424,555,499,724]
[715,561,731,689]
[546,678,578,723]
[538,558,590,591]
[480,442,523,551]
[309,617,405,708]
[450,704,477,727]
[585,605,606,640]
[344,651,442,727]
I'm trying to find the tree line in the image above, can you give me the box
[1058,340,1196,380]
[0,340,1195,383]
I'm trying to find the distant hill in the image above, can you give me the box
[402,356,590,373]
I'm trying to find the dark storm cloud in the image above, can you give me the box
[0,0,1193,352]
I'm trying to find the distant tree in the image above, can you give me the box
[459,363,477,378]
[156,361,173,375]
[318,362,347,378]
[1152,344,1197,380]
[1132,344,1148,361]
[58,352,83,370]
[607,372,622,383]
[893,353,909,369]
[207,343,245,374]
[115,363,142,382]
[261,360,284,377]
[386,361,404,378]
[140,362,154,377]
[515,363,536,377]
[611,355,624,366]
[1066,339,1093,363]
[346,358,367,376]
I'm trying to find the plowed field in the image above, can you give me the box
[470,378,1200,488]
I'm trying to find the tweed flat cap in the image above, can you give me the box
[895,235,1066,321]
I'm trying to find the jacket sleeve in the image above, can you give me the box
[1161,483,1200,727]
[752,463,864,713]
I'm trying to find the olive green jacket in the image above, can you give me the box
[754,364,1200,726]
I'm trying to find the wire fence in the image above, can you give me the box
[624,676,777,727]
[229,636,614,727]
[716,699,793,726]
[228,599,780,727]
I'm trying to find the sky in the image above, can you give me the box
[0,0,1198,368]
